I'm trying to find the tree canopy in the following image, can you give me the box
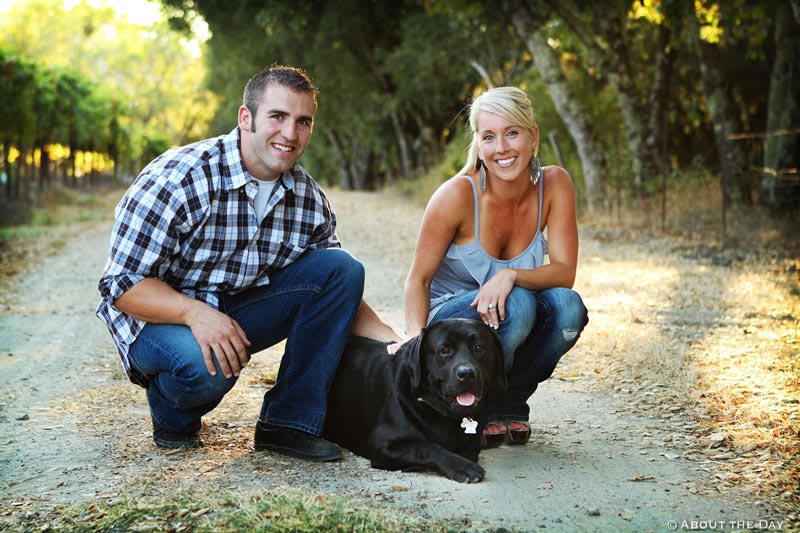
[1,0,797,227]
[0,0,215,197]
[159,0,797,220]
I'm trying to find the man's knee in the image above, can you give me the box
[308,248,365,288]
[169,357,238,409]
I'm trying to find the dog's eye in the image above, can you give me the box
[440,346,451,355]
[475,344,484,351]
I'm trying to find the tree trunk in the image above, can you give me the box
[594,14,661,206]
[469,60,495,89]
[762,2,800,213]
[511,0,607,214]
[546,0,664,208]
[349,150,373,191]
[39,144,51,192]
[390,110,412,180]
[3,140,13,200]
[648,21,674,180]
[691,14,750,237]
[325,130,352,190]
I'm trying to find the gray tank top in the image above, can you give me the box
[428,170,547,323]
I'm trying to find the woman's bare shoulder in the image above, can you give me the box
[543,165,574,183]
[428,173,476,208]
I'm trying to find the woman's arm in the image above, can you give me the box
[403,178,472,338]
[513,166,579,289]
[471,167,579,325]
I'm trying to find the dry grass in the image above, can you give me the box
[566,179,799,516]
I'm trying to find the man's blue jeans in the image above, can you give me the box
[127,248,365,437]
[430,287,588,421]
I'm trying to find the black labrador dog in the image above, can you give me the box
[323,318,506,483]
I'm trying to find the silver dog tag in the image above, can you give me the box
[461,417,478,434]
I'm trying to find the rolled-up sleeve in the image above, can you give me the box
[99,174,188,304]
[307,190,341,249]
[96,173,189,385]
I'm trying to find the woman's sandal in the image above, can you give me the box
[480,420,510,448]
[506,420,531,445]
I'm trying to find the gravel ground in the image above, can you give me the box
[0,189,792,532]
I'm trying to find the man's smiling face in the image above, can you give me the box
[238,83,315,181]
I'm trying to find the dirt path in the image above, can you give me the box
[0,189,792,531]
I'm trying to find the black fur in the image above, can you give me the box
[323,318,506,483]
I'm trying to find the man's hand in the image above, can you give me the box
[115,278,252,379]
[184,303,251,378]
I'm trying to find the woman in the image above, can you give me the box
[401,86,588,447]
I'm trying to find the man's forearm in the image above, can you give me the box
[351,300,402,342]
[114,278,203,325]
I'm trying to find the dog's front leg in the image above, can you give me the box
[375,441,485,483]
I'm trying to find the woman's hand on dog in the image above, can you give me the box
[386,338,408,355]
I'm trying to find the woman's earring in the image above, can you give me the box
[529,155,541,186]
[479,161,487,192]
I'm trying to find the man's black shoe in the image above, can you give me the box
[152,420,201,449]
[254,422,342,462]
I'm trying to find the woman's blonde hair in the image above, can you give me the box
[457,86,538,177]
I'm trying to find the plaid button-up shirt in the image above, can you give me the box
[97,127,339,386]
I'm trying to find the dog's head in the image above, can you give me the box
[402,318,506,418]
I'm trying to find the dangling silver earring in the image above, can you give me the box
[479,161,487,192]
[529,155,541,186]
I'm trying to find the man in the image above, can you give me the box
[97,64,399,462]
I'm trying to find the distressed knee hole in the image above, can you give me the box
[562,329,578,341]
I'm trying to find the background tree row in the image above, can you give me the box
[162,0,798,223]
[0,48,121,199]
[0,0,216,212]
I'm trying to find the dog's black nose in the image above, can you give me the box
[456,365,477,382]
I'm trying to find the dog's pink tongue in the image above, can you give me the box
[456,392,476,406]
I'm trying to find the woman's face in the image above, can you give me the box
[477,111,538,185]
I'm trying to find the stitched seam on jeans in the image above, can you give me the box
[226,285,321,315]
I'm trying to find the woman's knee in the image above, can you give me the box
[499,288,537,347]
[541,288,588,338]
[505,288,536,325]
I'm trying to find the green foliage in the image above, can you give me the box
[0,0,216,184]
[0,50,37,148]
[175,0,524,188]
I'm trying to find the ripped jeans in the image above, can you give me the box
[430,287,588,421]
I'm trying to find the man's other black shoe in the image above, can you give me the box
[254,422,342,462]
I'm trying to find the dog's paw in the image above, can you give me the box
[445,461,485,483]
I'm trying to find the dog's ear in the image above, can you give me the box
[490,329,508,391]
[399,327,425,391]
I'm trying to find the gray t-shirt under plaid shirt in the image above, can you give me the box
[97,127,340,386]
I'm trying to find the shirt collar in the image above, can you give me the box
[223,127,248,191]
[225,127,296,192]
